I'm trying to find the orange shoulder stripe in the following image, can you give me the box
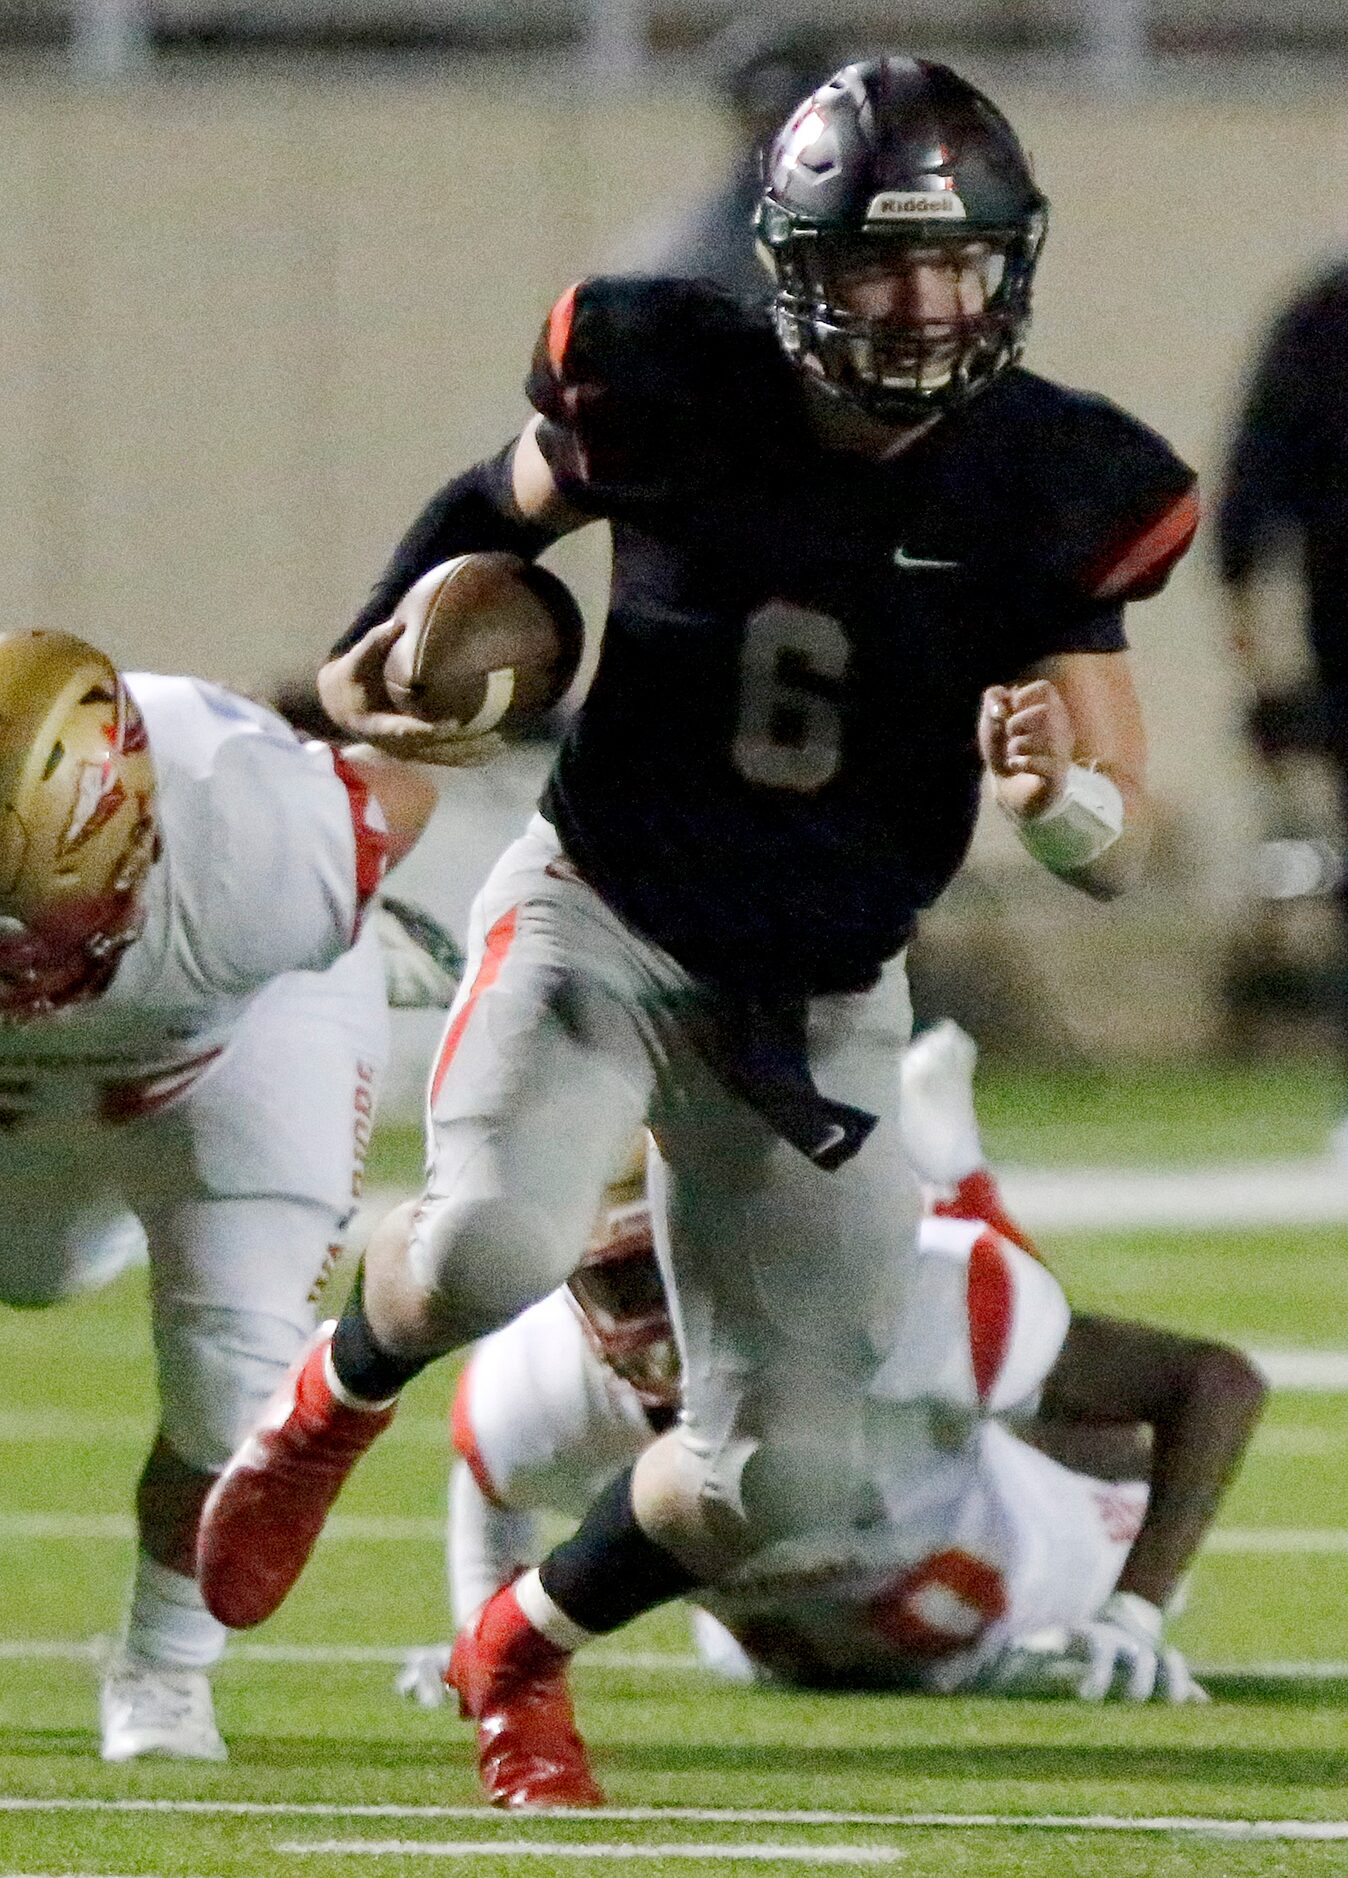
[547,280,582,375]
[1092,485,1201,601]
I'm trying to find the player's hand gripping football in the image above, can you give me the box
[317,618,502,768]
[978,679,1074,819]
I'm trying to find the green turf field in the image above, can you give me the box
[5,1063,1348,1876]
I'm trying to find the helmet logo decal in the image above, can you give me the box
[61,760,126,854]
[866,190,967,222]
[776,105,834,179]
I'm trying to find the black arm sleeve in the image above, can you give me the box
[331,440,561,656]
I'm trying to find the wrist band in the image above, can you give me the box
[1010,762,1124,876]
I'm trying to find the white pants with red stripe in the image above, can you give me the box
[411,814,921,1539]
[0,927,387,1471]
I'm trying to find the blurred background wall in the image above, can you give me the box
[2,7,1347,1065]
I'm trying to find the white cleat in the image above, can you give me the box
[898,1019,983,1189]
[100,1654,228,1763]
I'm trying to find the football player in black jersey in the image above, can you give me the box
[199,58,1199,1808]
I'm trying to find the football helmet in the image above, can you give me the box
[0,631,157,1016]
[756,57,1048,420]
[566,1198,680,1413]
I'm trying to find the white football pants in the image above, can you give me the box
[411,815,921,1539]
[0,926,387,1470]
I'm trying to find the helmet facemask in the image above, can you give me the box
[766,221,1042,423]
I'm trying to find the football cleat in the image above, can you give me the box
[196,1323,396,1630]
[100,1653,228,1763]
[447,1587,605,1810]
[931,1165,1041,1262]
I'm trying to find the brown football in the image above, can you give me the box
[382,552,584,733]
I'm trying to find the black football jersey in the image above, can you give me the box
[521,276,1197,1000]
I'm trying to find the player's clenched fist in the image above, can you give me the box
[978,679,1075,819]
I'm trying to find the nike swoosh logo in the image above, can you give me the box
[812,1123,849,1162]
[893,546,961,572]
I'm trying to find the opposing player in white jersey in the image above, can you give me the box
[402,1029,1264,1801]
[437,1213,1261,1716]
[0,629,436,1763]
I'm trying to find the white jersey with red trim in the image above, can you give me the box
[454,1287,653,1521]
[0,674,387,1129]
[452,1217,1146,1691]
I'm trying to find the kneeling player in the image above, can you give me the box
[405,1037,1265,1806]
[0,630,436,1761]
[434,1223,1262,1796]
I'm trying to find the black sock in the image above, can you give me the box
[538,1466,699,1634]
[329,1261,434,1402]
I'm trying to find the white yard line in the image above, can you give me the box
[0,1513,443,1540]
[0,1408,450,1447]
[354,1161,1348,1247]
[3,1361,1348,1450]
[1251,1425,1340,1453]
[0,1639,697,1670]
[3,1638,1347,1679]
[4,1638,1348,1678]
[1204,1529,1348,1553]
[993,1160,1348,1231]
[1248,1350,1348,1391]
[277,1841,907,1866]
[7,1512,1348,1554]
[2,1801,1346,1843]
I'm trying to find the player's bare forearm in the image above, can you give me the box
[980,649,1151,900]
[1040,1314,1267,1609]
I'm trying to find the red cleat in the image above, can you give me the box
[447,1586,605,1810]
[196,1323,395,1629]
[931,1166,1043,1262]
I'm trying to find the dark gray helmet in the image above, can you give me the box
[756,57,1048,420]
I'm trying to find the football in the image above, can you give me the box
[382,552,585,734]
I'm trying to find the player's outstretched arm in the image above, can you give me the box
[1014,1313,1266,1701]
[1040,1314,1266,1614]
[979,649,1150,900]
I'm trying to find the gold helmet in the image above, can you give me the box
[0,630,157,1015]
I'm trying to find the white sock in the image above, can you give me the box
[512,1568,594,1653]
[124,1553,228,1672]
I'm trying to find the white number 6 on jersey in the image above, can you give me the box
[732,602,850,793]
